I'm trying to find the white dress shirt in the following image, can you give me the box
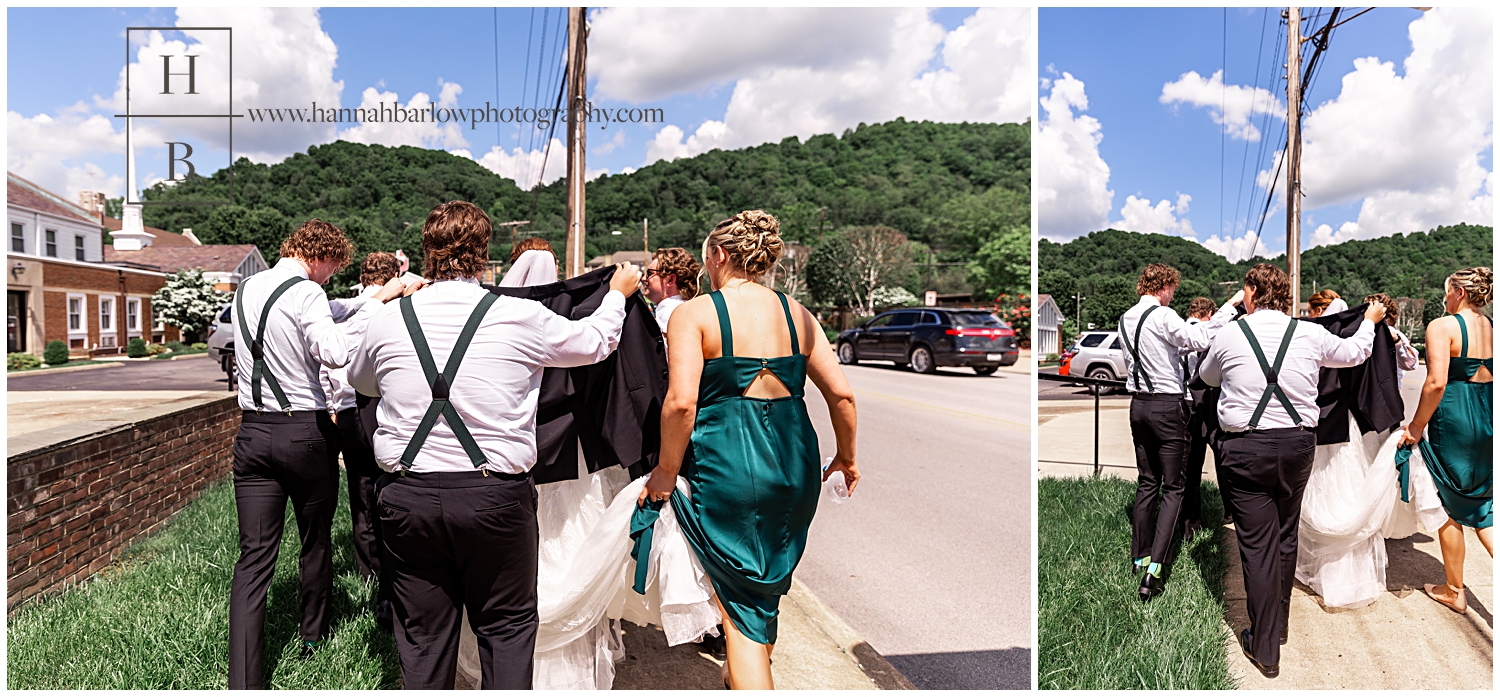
[347,277,627,474]
[1198,308,1377,431]
[321,284,382,412]
[653,294,685,336]
[1119,295,1237,394]
[235,257,379,412]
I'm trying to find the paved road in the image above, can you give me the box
[1038,366,1129,404]
[7,356,232,392]
[796,360,1032,689]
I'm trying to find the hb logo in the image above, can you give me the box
[122,27,234,205]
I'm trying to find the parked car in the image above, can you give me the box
[1066,330,1126,390]
[835,308,1018,375]
[206,303,235,389]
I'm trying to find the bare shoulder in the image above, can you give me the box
[671,294,718,323]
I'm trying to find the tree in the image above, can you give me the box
[153,269,229,342]
[806,235,859,310]
[843,226,915,316]
[968,224,1030,299]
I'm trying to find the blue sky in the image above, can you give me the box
[8,7,1030,206]
[1037,7,1492,260]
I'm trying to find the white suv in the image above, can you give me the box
[1068,330,1126,388]
[206,303,235,388]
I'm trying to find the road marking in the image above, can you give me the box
[851,387,1031,433]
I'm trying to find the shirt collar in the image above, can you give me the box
[1138,295,1162,307]
[1251,307,1285,316]
[432,276,481,287]
[274,257,310,279]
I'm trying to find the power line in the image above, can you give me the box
[1231,7,1269,242]
[1220,7,1226,244]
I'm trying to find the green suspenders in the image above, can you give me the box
[1119,305,1160,392]
[235,276,309,412]
[397,293,499,470]
[1238,318,1303,430]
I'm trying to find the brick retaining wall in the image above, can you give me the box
[7,393,241,611]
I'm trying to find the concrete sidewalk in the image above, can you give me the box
[454,579,908,690]
[7,390,217,438]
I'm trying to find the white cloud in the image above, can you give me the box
[593,8,1032,165]
[1160,69,1284,141]
[1295,7,1492,238]
[7,107,126,201]
[1309,221,1363,248]
[592,129,625,156]
[464,137,566,188]
[337,82,469,151]
[1035,72,1113,239]
[1113,193,1196,238]
[1200,230,1273,262]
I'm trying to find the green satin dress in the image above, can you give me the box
[669,290,823,645]
[1418,314,1493,529]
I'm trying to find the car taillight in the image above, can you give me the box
[945,327,1013,338]
[207,326,216,340]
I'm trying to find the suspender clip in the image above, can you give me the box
[482,468,490,477]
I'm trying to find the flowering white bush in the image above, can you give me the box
[152,268,229,339]
[871,286,921,310]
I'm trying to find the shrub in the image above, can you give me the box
[166,340,188,353]
[44,340,71,365]
[190,342,208,351]
[146,343,170,356]
[8,352,42,371]
[126,337,149,358]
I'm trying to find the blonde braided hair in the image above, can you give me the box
[1448,266,1492,308]
[701,210,784,282]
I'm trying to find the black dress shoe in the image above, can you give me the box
[1280,628,1288,646]
[1132,558,1147,575]
[1138,573,1163,602]
[376,600,394,632]
[699,628,727,661]
[1238,629,1278,678]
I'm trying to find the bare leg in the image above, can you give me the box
[714,595,773,689]
[1437,519,1468,591]
[1475,525,1493,557]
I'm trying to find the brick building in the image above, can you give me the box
[6,173,265,357]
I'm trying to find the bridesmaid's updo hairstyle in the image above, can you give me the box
[1448,267,1492,308]
[703,210,784,281]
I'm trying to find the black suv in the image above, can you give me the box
[835,308,1018,375]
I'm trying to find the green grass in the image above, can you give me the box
[1038,476,1237,690]
[153,348,209,360]
[7,359,105,373]
[6,469,400,689]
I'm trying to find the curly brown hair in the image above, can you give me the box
[651,247,701,299]
[510,236,555,263]
[280,219,354,270]
[1448,266,1492,308]
[1242,263,1291,313]
[703,210,784,280]
[359,251,401,288]
[1364,292,1398,326]
[1307,289,1341,315]
[1135,263,1181,296]
[421,201,492,281]
[1186,297,1217,320]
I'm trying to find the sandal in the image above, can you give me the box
[1423,583,1467,614]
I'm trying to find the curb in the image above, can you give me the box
[165,352,208,360]
[787,578,916,690]
[6,362,122,378]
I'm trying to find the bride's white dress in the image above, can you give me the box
[455,460,721,689]
[1295,414,1450,608]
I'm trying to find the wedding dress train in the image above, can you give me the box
[1295,414,1449,608]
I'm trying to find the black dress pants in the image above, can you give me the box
[337,402,387,603]
[1129,393,1190,566]
[1183,389,1219,525]
[228,410,340,690]
[379,470,539,690]
[1215,427,1316,669]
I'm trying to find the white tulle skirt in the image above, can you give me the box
[1295,414,1449,609]
[455,459,720,689]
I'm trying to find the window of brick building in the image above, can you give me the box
[45,230,57,257]
[75,235,86,261]
[10,223,22,253]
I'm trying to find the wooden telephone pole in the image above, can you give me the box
[496,220,531,249]
[1286,7,1303,313]
[564,7,588,278]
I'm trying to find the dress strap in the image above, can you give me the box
[776,292,800,356]
[709,291,734,357]
[1455,313,1469,358]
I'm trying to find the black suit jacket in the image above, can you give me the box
[1300,302,1403,444]
[486,265,666,484]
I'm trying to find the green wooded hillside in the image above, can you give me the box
[139,118,1029,296]
[1039,223,1493,337]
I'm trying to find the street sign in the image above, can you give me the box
[924,290,937,306]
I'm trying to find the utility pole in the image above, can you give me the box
[563,7,588,278]
[817,207,827,242]
[1071,291,1085,332]
[1286,6,1303,313]
[496,219,530,249]
[643,217,649,256]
